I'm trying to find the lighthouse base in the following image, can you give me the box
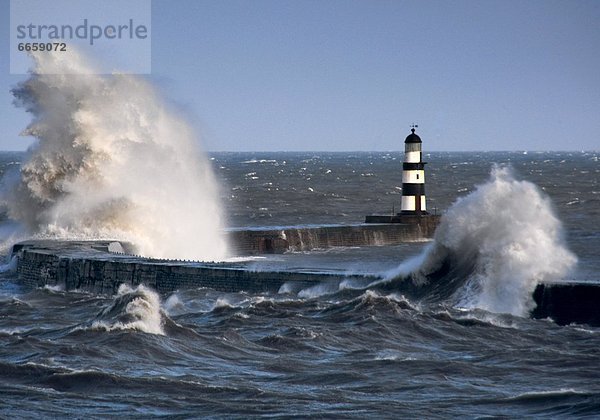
[364,213,440,227]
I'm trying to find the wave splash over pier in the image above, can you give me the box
[383,165,577,316]
[2,50,228,261]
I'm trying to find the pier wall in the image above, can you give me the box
[13,220,440,294]
[15,248,374,295]
[532,283,600,326]
[227,217,440,254]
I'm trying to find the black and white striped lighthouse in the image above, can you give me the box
[364,124,439,225]
[400,125,427,215]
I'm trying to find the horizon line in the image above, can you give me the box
[0,149,597,153]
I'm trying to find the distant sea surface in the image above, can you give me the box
[1,151,600,417]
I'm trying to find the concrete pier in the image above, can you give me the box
[226,219,440,254]
[11,219,441,294]
[12,240,379,295]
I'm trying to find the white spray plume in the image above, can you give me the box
[386,165,577,316]
[433,165,577,316]
[4,50,228,260]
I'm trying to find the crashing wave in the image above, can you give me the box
[2,49,228,261]
[383,165,577,316]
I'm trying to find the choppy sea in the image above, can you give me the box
[1,151,600,417]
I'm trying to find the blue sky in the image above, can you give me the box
[1,0,599,151]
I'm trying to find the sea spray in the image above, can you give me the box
[92,284,165,335]
[388,165,577,316]
[3,50,228,260]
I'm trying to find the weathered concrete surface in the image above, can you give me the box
[12,240,379,295]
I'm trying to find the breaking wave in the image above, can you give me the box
[2,50,228,260]
[384,165,577,316]
[91,284,165,335]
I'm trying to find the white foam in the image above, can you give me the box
[4,49,228,261]
[213,296,235,309]
[0,222,28,256]
[163,293,184,314]
[448,166,576,315]
[391,165,577,317]
[374,349,417,361]
[43,284,65,293]
[381,247,431,285]
[278,282,295,294]
[92,284,164,335]
[0,326,30,335]
[223,256,267,263]
[508,388,587,400]
[0,255,18,273]
[298,281,341,299]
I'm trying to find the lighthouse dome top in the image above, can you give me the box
[405,128,422,144]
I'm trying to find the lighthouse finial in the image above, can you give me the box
[410,123,418,134]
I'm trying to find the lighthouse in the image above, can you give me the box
[365,125,438,225]
[400,125,427,215]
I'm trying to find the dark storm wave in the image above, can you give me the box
[2,270,600,417]
[293,166,576,318]
[0,360,242,401]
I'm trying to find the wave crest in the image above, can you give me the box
[92,284,165,335]
[388,165,577,316]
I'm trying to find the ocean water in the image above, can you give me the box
[1,151,600,417]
